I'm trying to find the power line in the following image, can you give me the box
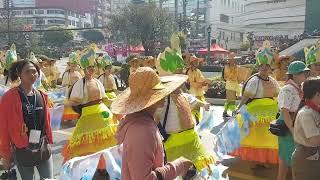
[0,26,108,34]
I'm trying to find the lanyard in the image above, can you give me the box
[19,86,39,130]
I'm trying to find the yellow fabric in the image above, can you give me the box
[104,92,117,107]
[238,98,279,150]
[188,69,207,97]
[81,103,113,117]
[164,129,214,170]
[225,80,240,95]
[64,103,118,160]
[224,65,239,82]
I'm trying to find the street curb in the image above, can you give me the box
[206,98,240,106]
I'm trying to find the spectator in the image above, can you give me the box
[0,60,53,180]
[292,78,320,180]
[277,61,308,180]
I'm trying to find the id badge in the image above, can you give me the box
[29,130,41,144]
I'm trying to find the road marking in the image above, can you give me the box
[228,170,268,180]
[54,130,72,136]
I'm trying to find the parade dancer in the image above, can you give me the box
[232,41,280,165]
[61,52,83,121]
[222,52,240,117]
[61,52,82,89]
[0,44,20,87]
[155,38,214,172]
[273,55,294,86]
[304,40,320,78]
[186,54,213,123]
[97,54,117,107]
[62,44,118,164]
[38,56,60,88]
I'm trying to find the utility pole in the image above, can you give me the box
[183,0,187,33]
[174,0,178,21]
[195,0,199,37]
[3,0,13,46]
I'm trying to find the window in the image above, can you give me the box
[220,14,229,23]
[69,21,72,25]
[23,10,33,15]
[35,10,44,14]
[240,33,244,42]
[48,19,55,24]
[232,1,234,8]
[47,10,55,14]
[76,22,81,27]
[48,19,65,25]
[55,10,65,15]
[228,0,230,7]
[72,21,76,26]
[241,5,244,12]
[27,19,34,24]
[35,18,44,25]
[14,11,21,15]
[222,31,225,40]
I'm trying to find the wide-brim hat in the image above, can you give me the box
[111,67,188,115]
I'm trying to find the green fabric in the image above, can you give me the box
[287,61,309,75]
[278,119,296,167]
[224,100,236,112]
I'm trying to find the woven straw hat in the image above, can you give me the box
[111,67,188,115]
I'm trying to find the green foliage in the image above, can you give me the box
[108,3,177,55]
[83,29,105,43]
[0,19,43,58]
[43,26,74,46]
[240,41,249,51]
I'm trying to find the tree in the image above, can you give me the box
[108,3,177,55]
[0,17,41,58]
[43,26,74,47]
[83,29,105,43]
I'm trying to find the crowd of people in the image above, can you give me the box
[0,35,319,180]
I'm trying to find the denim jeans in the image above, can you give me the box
[14,155,53,180]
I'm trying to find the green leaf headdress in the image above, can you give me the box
[156,32,186,75]
[304,40,320,66]
[68,52,79,65]
[79,44,97,69]
[255,40,274,66]
[97,54,112,69]
[4,44,17,70]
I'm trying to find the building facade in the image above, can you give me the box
[13,0,35,7]
[11,7,93,29]
[241,0,306,48]
[205,0,246,50]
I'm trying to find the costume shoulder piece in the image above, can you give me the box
[255,41,274,66]
[304,40,320,66]
[156,32,186,76]
[4,44,17,70]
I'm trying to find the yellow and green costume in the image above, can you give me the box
[62,44,118,162]
[231,41,280,164]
